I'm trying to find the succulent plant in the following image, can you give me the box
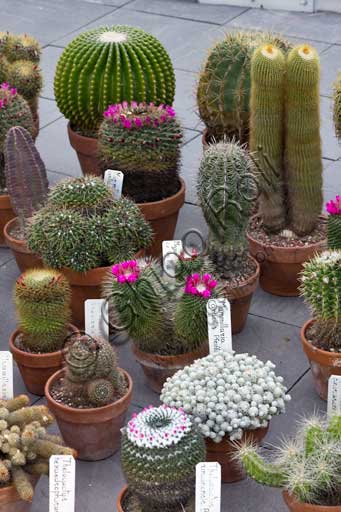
[326,195,341,250]
[0,394,76,502]
[98,101,183,203]
[54,26,175,131]
[238,415,341,506]
[174,249,214,283]
[161,352,290,443]
[6,60,42,104]
[333,74,341,142]
[1,33,41,63]
[121,405,205,512]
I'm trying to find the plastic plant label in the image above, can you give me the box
[104,169,124,200]
[327,375,341,418]
[49,455,75,512]
[0,351,13,400]
[162,240,183,278]
[207,298,232,354]
[195,462,221,512]
[85,299,109,341]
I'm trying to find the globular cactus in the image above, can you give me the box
[121,405,205,512]
[174,249,214,283]
[326,196,341,249]
[54,26,175,131]
[98,102,183,203]
[0,394,76,502]
[6,60,42,104]
[1,33,41,63]
[333,74,341,142]
[14,269,71,353]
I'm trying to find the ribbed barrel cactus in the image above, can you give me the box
[326,196,341,249]
[54,26,175,131]
[98,102,183,203]
[121,405,205,511]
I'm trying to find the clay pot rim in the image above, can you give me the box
[67,121,97,146]
[137,177,186,219]
[0,474,39,505]
[116,485,128,512]
[301,318,341,360]
[4,217,25,246]
[282,490,341,510]
[132,341,208,365]
[0,193,11,209]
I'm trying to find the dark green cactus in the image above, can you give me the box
[54,26,175,131]
[326,195,341,249]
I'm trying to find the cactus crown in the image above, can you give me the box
[326,196,341,250]
[6,60,42,101]
[1,33,41,62]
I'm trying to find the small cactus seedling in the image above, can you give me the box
[326,195,341,250]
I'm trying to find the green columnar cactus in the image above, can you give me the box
[250,44,286,233]
[54,26,175,131]
[238,415,341,506]
[326,195,341,249]
[14,269,71,353]
[0,394,76,502]
[286,44,323,236]
[98,102,183,203]
[333,74,341,141]
[121,405,205,511]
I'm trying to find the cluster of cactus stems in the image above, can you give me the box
[54,25,175,132]
[98,102,183,203]
[326,195,341,249]
[238,415,341,506]
[0,394,76,502]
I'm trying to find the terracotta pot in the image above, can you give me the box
[205,425,269,483]
[301,319,341,401]
[3,218,43,272]
[132,343,209,394]
[283,491,341,511]
[116,486,128,512]
[9,325,79,396]
[0,194,14,247]
[138,178,186,258]
[0,476,39,512]
[67,122,101,177]
[45,368,133,461]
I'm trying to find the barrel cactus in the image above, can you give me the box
[121,405,205,511]
[54,26,175,132]
[1,33,41,63]
[326,195,341,249]
[333,74,341,142]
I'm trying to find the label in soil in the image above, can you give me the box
[328,375,341,417]
[104,169,124,200]
[196,462,221,512]
[49,455,75,512]
[207,298,232,354]
[0,351,13,400]
[85,299,109,341]
[162,240,183,278]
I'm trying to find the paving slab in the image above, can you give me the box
[39,98,62,130]
[320,44,341,98]
[40,46,64,101]
[323,159,341,195]
[181,132,202,205]
[321,95,340,161]
[174,69,201,131]
[174,202,208,251]
[0,247,13,266]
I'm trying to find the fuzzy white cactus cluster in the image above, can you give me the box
[160,352,291,442]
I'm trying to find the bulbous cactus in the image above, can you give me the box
[54,26,175,131]
[6,60,42,103]
[2,33,41,63]
[326,196,341,249]
[333,74,341,142]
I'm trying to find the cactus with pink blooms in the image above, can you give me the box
[326,195,341,250]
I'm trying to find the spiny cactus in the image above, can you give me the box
[98,102,183,203]
[54,26,175,131]
[174,249,214,283]
[121,405,205,512]
[326,195,341,250]
[0,394,76,502]
[333,74,341,142]
[238,415,341,506]
[6,60,42,103]
[14,269,71,353]
[1,33,41,63]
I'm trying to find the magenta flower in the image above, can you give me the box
[0,99,5,109]
[326,195,341,215]
[134,117,142,128]
[122,118,132,129]
[166,106,175,117]
[111,260,140,284]
[1,82,9,90]
[185,273,217,298]
[131,100,138,109]
[10,87,16,96]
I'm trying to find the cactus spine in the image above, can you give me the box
[326,195,341,249]
[333,74,341,141]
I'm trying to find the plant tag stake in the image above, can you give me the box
[0,352,13,400]
[104,169,124,200]
[196,462,221,512]
[327,375,341,418]
[207,298,232,353]
[49,455,75,512]
[162,240,183,278]
[85,299,109,341]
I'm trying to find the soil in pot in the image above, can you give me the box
[0,194,14,247]
[117,486,195,512]
[3,218,43,272]
[0,475,39,512]
[283,491,341,511]
[67,123,101,177]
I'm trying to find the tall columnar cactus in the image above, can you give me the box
[326,196,341,249]
[333,74,341,142]
[250,44,286,233]
[98,102,183,203]
[238,415,341,506]
[0,394,76,502]
[54,26,175,131]
[14,269,71,353]
[121,405,205,512]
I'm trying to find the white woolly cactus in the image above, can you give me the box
[160,352,291,443]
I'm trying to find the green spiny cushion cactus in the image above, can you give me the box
[2,33,41,63]
[286,44,323,236]
[174,250,215,283]
[121,405,205,511]
[6,60,42,103]
[54,26,175,131]
[14,269,71,353]
[250,44,286,233]
[326,195,341,250]
[98,101,183,203]
[48,175,113,212]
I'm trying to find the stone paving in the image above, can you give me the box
[0,0,340,510]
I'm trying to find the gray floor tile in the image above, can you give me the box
[321,96,340,161]
[175,69,201,130]
[40,46,64,100]
[0,247,13,266]
[221,477,286,512]
[323,159,341,194]
[181,133,202,205]
[39,98,62,129]
[320,44,341,98]
[174,202,208,252]
[79,0,131,5]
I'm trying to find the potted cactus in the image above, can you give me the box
[27,176,153,327]
[300,250,341,400]
[98,101,185,256]
[238,414,341,511]
[333,73,341,143]
[160,351,290,483]
[247,43,326,296]
[117,405,205,511]
[0,394,76,511]
[45,334,133,461]
[9,269,78,395]
[326,196,341,249]
[54,25,175,176]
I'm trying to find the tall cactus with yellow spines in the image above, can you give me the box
[333,74,341,141]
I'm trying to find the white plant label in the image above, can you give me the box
[327,375,341,418]
[0,352,13,400]
[85,299,109,341]
[207,298,232,354]
[49,455,75,512]
[162,240,183,278]
[195,462,221,512]
[104,169,124,200]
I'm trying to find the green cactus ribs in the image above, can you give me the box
[326,195,341,250]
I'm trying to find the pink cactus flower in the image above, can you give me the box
[111,260,140,284]
[185,273,217,298]
[122,118,132,129]
[1,82,9,90]
[134,117,142,128]
[10,87,16,96]
[326,195,341,215]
